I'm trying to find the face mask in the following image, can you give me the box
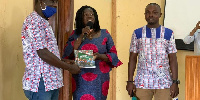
[41,6,57,18]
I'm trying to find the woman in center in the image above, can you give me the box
[63,5,122,100]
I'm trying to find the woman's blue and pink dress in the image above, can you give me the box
[63,29,122,100]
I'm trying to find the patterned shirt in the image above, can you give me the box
[183,29,200,55]
[130,25,177,89]
[21,11,63,92]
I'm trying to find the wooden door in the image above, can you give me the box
[57,0,74,100]
[185,56,200,100]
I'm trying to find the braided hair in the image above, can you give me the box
[75,5,100,35]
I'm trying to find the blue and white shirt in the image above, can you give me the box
[130,25,177,89]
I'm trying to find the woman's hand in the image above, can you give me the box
[82,26,93,36]
[93,53,110,62]
[74,27,93,50]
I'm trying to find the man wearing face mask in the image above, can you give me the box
[21,0,80,100]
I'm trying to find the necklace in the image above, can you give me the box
[88,32,97,39]
[87,31,100,40]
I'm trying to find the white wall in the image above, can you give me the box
[164,0,200,39]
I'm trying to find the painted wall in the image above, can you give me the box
[0,0,33,100]
[0,0,194,100]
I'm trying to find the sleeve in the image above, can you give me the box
[105,30,123,68]
[62,30,76,59]
[183,29,200,44]
[183,33,196,44]
[129,31,138,53]
[27,20,47,50]
[167,32,177,54]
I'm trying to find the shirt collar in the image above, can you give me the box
[146,25,161,30]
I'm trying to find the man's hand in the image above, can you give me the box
[68,64,81,74]
[61,58,75,64]
[170,83,179,98]
[189,21,200,36]
[196,21,200,29]
[61,58,80,74]
[126,82,136,97]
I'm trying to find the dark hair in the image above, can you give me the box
[146,3,161,11]
[35,0,39,5]
[75,5,100,35]
[35,0,38,4]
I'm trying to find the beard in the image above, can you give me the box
[148,20,158,25]
[148,22,155,25]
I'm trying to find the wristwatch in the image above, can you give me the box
[172,79,180,84]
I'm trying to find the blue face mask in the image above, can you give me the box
[42,6,57,18]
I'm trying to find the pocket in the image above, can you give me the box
[24,90,33,99]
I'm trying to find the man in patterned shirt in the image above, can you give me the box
[21,0,80,100]
[126,3,179,100]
